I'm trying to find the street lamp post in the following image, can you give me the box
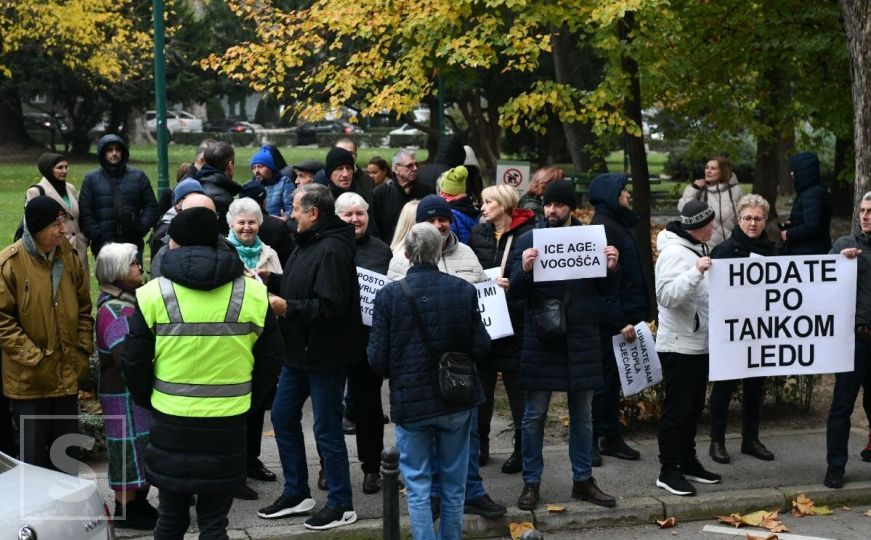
[153,0,169,198]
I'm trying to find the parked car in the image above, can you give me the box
[295,120,363,145]
[23,112,70,134]
[0,452,114,539]
[203,119,261,133]
[145,110,203,135]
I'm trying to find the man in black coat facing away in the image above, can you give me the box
[781,151,831,255]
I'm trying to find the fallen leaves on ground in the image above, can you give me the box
[792,493,833,517]
[656,517,677,528]
[559,415,569,427]
[745,534,778,540]
[509,522,535,540]
[546,504,565,513]
[716,510,788,533]
[864,509,871,517]
[262,430,275,437]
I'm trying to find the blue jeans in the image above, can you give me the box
[396,410,472,540]
[271,366,353,509]
[827,339,871,468]
[431,407,486,501]
[522,390,593,484]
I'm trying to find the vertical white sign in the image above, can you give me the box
[612,322,662,396]
[475,281,514,339]
[357,267,391,326]
[496,160,531,195]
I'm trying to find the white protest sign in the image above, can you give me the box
[612,322,662,396]
[532,225,608,282]
[496,161,531,195]
[708,255,857,381]
[357,267,391,326]
[484,267,502,281]
[475,281,513,340]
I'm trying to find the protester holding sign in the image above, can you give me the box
[589,173,651,466]
[469,184,536,473]
[508,179,620,511]
[336,192,392,496]
[654,200,720,497]
[707,195,778,466]
[824,191,871,489]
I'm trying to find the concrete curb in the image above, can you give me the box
[116,482,871,539]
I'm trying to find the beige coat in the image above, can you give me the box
[26,179,89,271]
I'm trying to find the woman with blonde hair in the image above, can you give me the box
[389,200,421,252]
[677,155,744,247]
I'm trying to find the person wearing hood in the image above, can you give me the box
[122,206,283,539]
[654,200,720,497]
[0,196,94,472]
[387,195,487,283]
[417,135,466,189]
[196,140,242,235]
[707,195,778,467]
[677,155,744,247]
[437,165,480,244]
[79,134,158,257]
[321,146,372,204]
[26,152,89,271]
[508,180,620,512]
[468,185,536,474]
[258,184,362,530]
[781,151,832,255]
[589,173,650,466]
[369,150,435,244]
[248,145,295,221]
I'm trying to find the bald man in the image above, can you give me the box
[150,193,219,278]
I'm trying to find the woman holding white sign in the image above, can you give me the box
[707,194,778,466]
[469,184,537,473]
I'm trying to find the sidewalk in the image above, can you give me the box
[101,403,871,539]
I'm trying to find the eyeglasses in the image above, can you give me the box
[739,216,766,223]
[397,162,418,169]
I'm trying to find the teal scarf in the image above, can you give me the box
[228,231,263,270]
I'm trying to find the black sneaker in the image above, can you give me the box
[463,494,507,518]
[304,505,358,530]
[680,459,721,484]
[656,466,696,496]
[824,466,844,489]
[257,494,316,519]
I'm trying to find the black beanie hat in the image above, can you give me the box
[169,207,219,248]
[680,199,715,230]
[36,152,67,182]
[542,179,577,210]
[324,147,355,179]
[25,195,67,235]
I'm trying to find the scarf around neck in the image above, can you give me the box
[227,230,263,269]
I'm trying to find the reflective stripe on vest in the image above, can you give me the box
[153,379,252,398]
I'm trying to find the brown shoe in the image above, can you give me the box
[571,477,616,508]
[517,483,540,510]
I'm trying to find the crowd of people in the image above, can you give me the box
[0,134,868,540]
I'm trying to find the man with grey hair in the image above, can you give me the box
[369,149,435,243]
[824,190,871,489]
[259,183,363,530]
[368,222,491,538]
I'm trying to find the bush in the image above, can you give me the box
[315,133,379,147]
[388,133,427,148]
[205,98,225,121]
[172,132,257,146]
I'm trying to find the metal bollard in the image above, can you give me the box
[381,446,401,540]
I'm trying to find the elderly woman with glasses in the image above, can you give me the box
[226,197,283,284]
[707,194,778,466]
[95,242,156,530]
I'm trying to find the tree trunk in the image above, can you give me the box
[619,12,656,320]
[0,85,35,148]
[127,107,156,145]
[830,135,855,217]
[754,136,780,221]
[842,0,871,230]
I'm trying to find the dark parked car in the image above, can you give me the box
[295,120,363,145]
[203,119,260,133]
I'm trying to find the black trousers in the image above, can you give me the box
[657,352,709,467]
[0,391,15,457]
[155,488,233,540]
[9,395,79,473]
[477,366,525,442]
[708,377,766,442]
[592,344,622,441]
[826,339,871,468]
[346,360,384,474]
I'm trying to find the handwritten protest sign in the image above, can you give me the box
[532,225,607,282]
[708,255,856,381]
[357,267,391,326]
[612,322,662,396]
[475,281,513,339]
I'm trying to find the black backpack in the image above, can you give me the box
[13,185,46,242]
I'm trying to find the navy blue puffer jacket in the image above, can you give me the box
[79,134,158,256]
[368,263,491,424]
[785,152,831,255]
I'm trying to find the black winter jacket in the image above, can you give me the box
[711,225,778,259]
[279,215,363,369]
[468,208,535,370]
[122,245,284,495]
[195,165,242,235]
[416,135,466,189]
[369,179,435,244]
[785,152,832,255]
[368,263,490,424]
[590,174,651,333]
[79,134,158,255]
[507,220,616,391]
[259,214,295,267]
[831,231,871,327]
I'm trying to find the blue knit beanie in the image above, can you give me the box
[416,195,453,223]
[250,146,277,173]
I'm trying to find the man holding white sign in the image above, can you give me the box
[824,191,871,489]
[509,179,620,511]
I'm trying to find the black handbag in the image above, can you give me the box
[399,279,476,406]
[530,287,570,339]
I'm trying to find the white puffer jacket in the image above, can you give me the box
[677,174,744,247]
[654,225,710,355]
[387,231,487,284]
